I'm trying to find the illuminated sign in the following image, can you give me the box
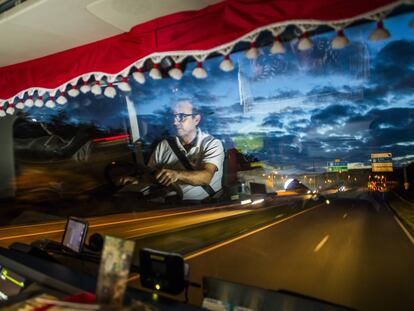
[327,160,348,172]
[371,153,393,172]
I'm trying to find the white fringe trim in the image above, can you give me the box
[192,66,207,79]
[118,81,132,92]
[56,94,67,105]
[91,82,102,95]
[169,67,183,80]
[332,33,350,49]
[6,106,14,115]
[0,0,409,102]
[34,97,44,107]
[219,58,234,72]
[104,85,117,98]
[16,101,25,109]
[133,71,146,84]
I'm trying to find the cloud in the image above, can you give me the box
[286,118,311,132]
[253,104,414,165]
[112,33,414,167]
[375,40,414,67]
[310,104,358,126]
[369,40,414,95]
[369,128,414,149]
[262,113,284,128]
[367,107,414,130]
[247,134,305,163]
[314,107,414,161]
[306,86,361,104]
[271,90,303,100]
[352,86,389,108]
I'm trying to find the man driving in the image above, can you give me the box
[127,99,224,201]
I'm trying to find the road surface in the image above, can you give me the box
[0,193,310,248]
[185,192,414,310]
[0,205,253,247]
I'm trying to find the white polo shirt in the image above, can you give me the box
[148,129,224,200]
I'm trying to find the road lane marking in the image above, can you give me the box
[124,210,250,239]
[0,221,66,231]
[274,214,284,219]
[343,213,347,218]
[314,235,329,252]
[0,208,251,241]
[124,223,165,233]
[1,198,287,234]
[392,191,414,207]
[0,229,63,241]
[185,205,322,261]
[90,207,240,229]
[393,216,414,246]
[0,206,240,233]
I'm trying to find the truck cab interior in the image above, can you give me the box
[0,0,413,310]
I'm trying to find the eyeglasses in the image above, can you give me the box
[172,113,195,122]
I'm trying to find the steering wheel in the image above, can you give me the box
[104,161,140,188]
[104,161,170,198]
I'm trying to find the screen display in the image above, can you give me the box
[0,266,26,301]
[62,218,87,253]
[151,260,167,276]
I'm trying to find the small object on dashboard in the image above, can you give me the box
[96,235,135,307]
[88,233,104,253]
[62,217,89,253]
[139,248,187,296]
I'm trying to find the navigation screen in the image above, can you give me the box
[62,218,88,253]
[0,266,26,301]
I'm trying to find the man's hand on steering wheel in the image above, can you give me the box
[156,169,180,186]
[118,176,139,186]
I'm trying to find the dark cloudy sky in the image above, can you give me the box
[24,11,414,172]
[129,11,414,171]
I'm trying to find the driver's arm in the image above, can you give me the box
[156,163,217,187]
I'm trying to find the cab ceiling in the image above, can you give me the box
[0,0,222,67]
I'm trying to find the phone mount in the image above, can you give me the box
[139,248,187,295]
[139,248,200,301]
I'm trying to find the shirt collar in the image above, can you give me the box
[176,128,201,150]
[189,128,201,147]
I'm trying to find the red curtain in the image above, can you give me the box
[0,0,398,101]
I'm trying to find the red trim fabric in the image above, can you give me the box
[0,0,399,101]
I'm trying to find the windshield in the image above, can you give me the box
[1,11,414,310]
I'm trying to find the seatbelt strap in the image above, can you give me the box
[166,138,216,197]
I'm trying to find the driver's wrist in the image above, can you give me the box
[175,171,182,182]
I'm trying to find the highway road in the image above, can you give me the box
[184,192,414,310]
[0,193,311,248]
[0,205,254,248]
[5,188,412,310]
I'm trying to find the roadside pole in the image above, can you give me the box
[404,165,409,190]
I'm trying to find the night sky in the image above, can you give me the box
[131,11,414,171]
[24,11,414,172]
